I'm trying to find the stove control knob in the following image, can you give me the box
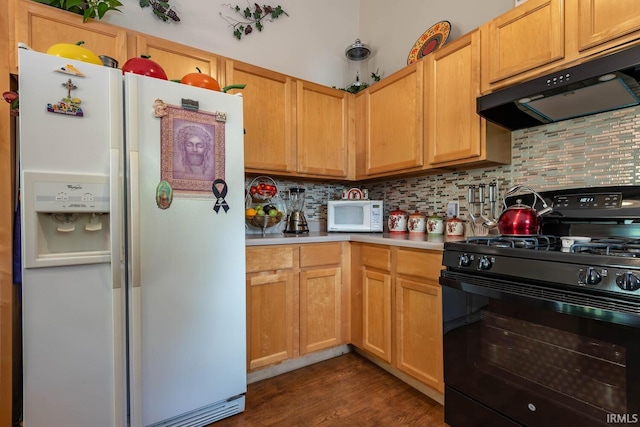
[579,268,602,285]
[459,253,472,267]
[616,272,640,291]
[478,256,493,271]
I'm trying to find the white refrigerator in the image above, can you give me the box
[18,48,247,427]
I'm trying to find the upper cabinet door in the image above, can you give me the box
[577,0,640,52]
[482,0,564,87]
[134,34,221,82]
[296,81,350,178]
[429,30,511,168]
[13,0,127,74]
[224,60,296,174]
[364,61,425,176]
[428,31,481,165]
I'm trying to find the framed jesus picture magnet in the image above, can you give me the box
[160,105,226,195]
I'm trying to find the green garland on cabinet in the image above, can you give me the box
[32,0,180,23]
[219,3,289,40]
[336,70,382,94]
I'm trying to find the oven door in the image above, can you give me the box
[440,270,640,427]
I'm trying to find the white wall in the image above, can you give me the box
[104,0,359,88]
[359,0,514,81]
[103,0,513,88]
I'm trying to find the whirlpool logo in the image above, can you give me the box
[607,413,639,424]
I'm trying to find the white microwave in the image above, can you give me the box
[327,200,384,232]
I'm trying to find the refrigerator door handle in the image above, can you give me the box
[127,150,143,427]
[126,73,142,290]
[110,136,122,288]
[110,146,128,427]
[108,69,128,427]
[124,75,143,427]
[128,150,141,289]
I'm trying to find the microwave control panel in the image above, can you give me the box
[371,202,383,229]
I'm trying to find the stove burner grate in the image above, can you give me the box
[466,235,557,250]
[571,241,640,257]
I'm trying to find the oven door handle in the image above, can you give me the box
[440,270,640,327]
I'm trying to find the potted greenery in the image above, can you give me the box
[32,0,180,23]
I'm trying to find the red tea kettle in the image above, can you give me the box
[495,185,552,235]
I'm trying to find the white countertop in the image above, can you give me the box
[245,231,452,251]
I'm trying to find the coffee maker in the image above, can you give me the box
[284,187,309,234]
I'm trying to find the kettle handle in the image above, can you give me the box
[502,184,552,216]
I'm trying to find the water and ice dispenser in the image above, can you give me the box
[23,172,111,268]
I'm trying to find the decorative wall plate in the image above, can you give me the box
[342,188,364,199]
[407,21,451,65]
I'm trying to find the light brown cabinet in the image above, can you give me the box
[246,270,297,370]
[482,0,640,94]
[11,0,224,82]
[395,248,444,393]
[357,61,426,178]
[360,244,393,362]
[573,0,640,55]
[11,0,128,74]
[427,30,510,168]
[299,243,344,354]
[10,0,351,180]
[225,60,352,179]
[224,59,297,175]
[481,0,564,91]
[246,245,298,370]
[10,0,640,181]
[352,243,444,393]
[362,269,392,362]
[246,242,346,371]
[296,80,351,178]
[133,33,222,82]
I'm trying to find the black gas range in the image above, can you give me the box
[443,186,640,319]
[439,186,640,427]
[443,235,640,318]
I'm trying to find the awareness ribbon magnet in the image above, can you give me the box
[212,179,230,213]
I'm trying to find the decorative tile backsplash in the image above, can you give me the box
[246,105,640,229]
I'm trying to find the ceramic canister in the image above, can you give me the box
[388,209,408,233]
[445,215,465,238]
[427,213,444,235]
[407,211,426,233]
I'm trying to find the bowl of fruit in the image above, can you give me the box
[248,175,279,203]
[246,203,285,227]
[245,176,286,235]
[245,201,286,236]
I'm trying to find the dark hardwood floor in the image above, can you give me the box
[212,352,446,427]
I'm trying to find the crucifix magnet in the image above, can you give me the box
[47,78,84,117]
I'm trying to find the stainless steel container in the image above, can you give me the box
[99,55,119,68]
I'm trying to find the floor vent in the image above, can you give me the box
[148,395,245,427]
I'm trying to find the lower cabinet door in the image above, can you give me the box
[299,266,342,354]
[396,277,443,392]
[247,272,296,370]
[362,268,392,363]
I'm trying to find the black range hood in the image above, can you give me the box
[477,43,640,131]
